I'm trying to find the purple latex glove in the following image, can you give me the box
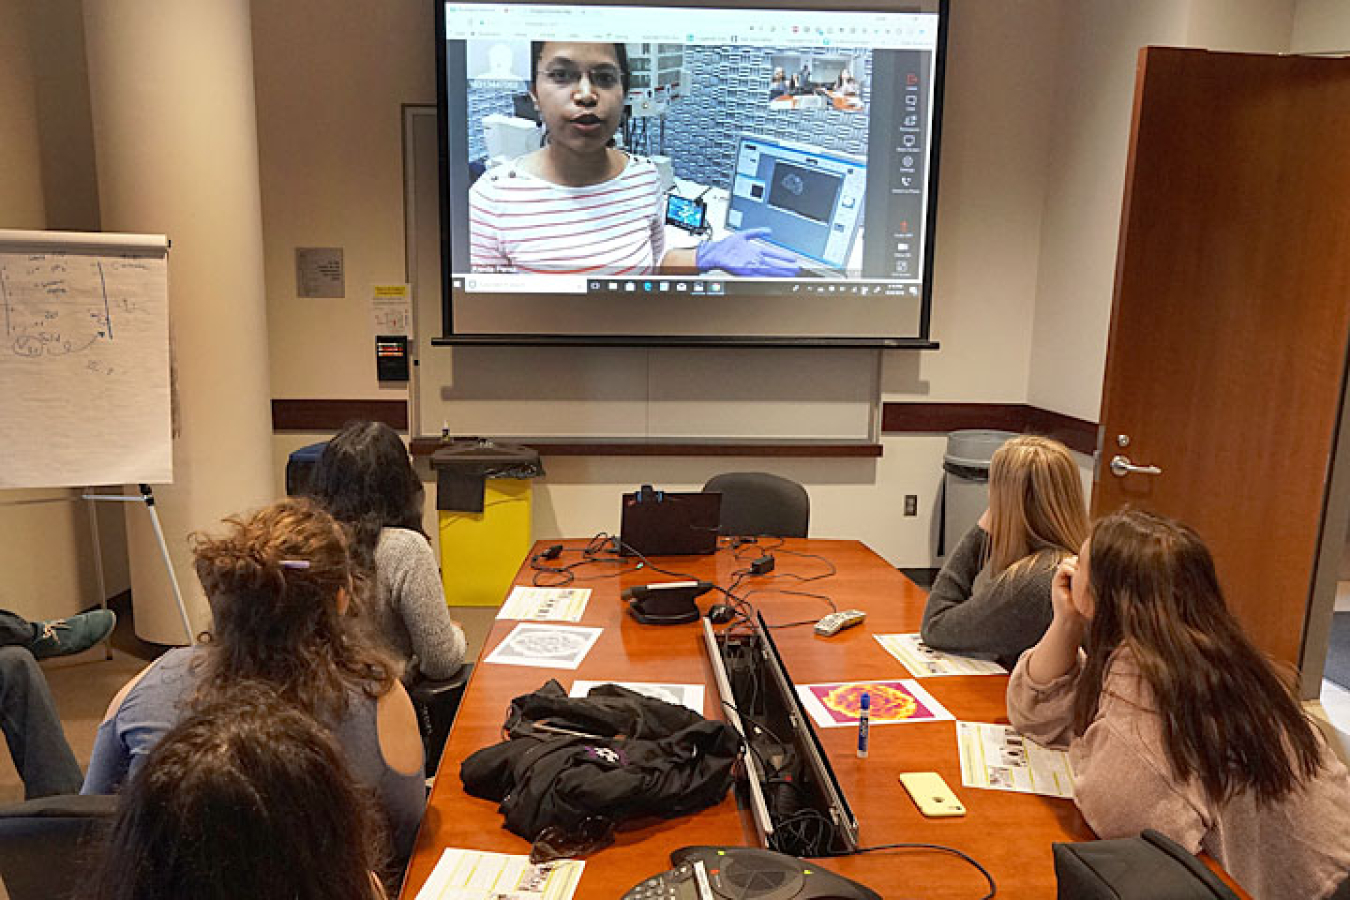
[695,228,800,277]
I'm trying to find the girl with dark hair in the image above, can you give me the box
[90,690,390,900]
[1008,508,1350,900]
[469,41,796,277]
[306,420,466,681]
[83,499,425,861]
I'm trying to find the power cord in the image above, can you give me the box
[850,842,997,900]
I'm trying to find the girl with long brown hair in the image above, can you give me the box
[90,689,391,900]
[82,499,425,861]
[1009,508,1350,900]
[921,434,1089,668]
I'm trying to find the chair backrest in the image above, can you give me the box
[407,662,474,778]
[0,794,117,900]
[703,472,810,538]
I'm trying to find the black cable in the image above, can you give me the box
[850,842,997,900]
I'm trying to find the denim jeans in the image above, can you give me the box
[0,647,82,798]
[0,611,36,648]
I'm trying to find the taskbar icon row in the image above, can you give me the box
[587,278,726,295]
[583,279,921,297]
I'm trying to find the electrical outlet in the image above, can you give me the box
[904,495,918,516]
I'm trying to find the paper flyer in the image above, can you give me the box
[498,586,591,622]
[795,679,953,728]
[414,847,584,900]
[957,721,1076,798]
[370,283,412,336]
[874,633,1006,677]
[484,623,603,671]
[570,680,704,715]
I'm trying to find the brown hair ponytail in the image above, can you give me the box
[190,499,393,717]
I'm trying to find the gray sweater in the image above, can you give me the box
[919,525,1057,669]
[364,527,468,681]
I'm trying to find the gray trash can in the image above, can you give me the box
[941,430,1017,555]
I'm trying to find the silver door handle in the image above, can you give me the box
[1109,455,1162,478]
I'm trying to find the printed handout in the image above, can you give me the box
[957,721,1076,799]
[569,680,705,715]
[414,847,584,900]
[484,623,603,671]
[498,586,591,622]
[874,634,1006,677]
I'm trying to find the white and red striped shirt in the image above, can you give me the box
[468,156,666,276]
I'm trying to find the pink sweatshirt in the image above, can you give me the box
[1008,648,1350,900]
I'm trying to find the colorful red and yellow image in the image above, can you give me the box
[803,679,944,725]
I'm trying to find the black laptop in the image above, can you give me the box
[619,486,722,557]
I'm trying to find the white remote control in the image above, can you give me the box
[814,609,866,636]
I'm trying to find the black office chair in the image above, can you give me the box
[0,793,117,900]
[407,662,474,778]
[703,472,810,538]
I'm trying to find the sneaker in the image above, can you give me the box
[28,610,117,659]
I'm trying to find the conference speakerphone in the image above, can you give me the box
[623,580,715,625]
[622,846,881,900]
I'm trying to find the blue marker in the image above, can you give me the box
[857,692,870,758]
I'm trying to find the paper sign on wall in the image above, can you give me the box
[295,247,344,298]
[371,283,412,336]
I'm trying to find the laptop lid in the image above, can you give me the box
[619,490,721,557]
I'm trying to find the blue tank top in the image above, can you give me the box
[82,647,424,860]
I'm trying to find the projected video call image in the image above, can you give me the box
[460,39,880,279]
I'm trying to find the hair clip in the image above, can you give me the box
[279,560,310,570]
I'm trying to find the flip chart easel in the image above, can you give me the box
[0,230,191,645]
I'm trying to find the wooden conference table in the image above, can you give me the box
[403,539,1243,899]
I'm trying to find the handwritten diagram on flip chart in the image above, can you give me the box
[0,231,172,489]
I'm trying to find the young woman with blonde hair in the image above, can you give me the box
[1009,508,1350,900]
[920,434,1088,667]
[83,499,425,861]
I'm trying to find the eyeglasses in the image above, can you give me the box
[541,65,623,90]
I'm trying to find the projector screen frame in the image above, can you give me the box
[433,0,949,349]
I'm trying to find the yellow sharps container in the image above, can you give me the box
[431,441,543,607]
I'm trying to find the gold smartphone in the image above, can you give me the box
[898,771,966,817]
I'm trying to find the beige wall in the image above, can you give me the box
[9,0,1315,587]
[1291,0,1350,52]
[0,0,127,622]
[1026,0,1297,422]
[258,0,1073,564]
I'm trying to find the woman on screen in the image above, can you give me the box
[1008,509,1350,900]
[920,435,1087,668]
[469,41,797,278]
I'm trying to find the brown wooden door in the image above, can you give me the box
[1093,48,1350,670]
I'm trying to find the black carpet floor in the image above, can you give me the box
[1325,612,1350,691]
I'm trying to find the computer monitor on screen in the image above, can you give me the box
[727,135,866,274]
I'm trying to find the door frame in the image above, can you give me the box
[1302,355,1350,698]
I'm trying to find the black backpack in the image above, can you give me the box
[1053,830,1242,899]
[460,680,742,844]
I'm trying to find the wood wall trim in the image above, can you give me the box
[881,402,1098,455]
[270,399,1094,456]
[408,437,882,458]
[271,399,408,432]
